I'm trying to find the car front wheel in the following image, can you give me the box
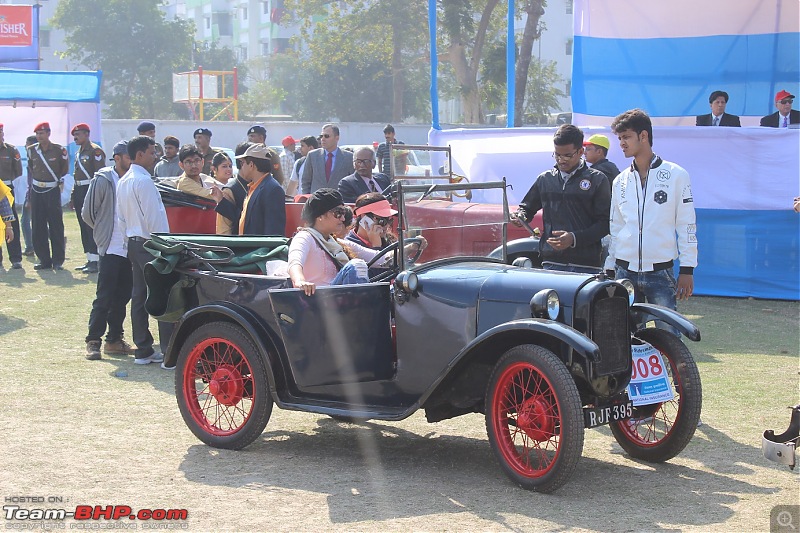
[610,328,702,462]
[176,321,272,450]
[485,344,584,493]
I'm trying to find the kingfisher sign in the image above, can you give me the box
[0,6,33,47]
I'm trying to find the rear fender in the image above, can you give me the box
[631,303,701,341]
[166,302,284,396]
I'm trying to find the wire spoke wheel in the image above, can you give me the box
[176,321,272,449]
[486,345,583,493]
[610,328,702,462]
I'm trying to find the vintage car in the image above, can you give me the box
[146,179,702,493]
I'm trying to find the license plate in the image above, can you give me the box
[583,402,634,428]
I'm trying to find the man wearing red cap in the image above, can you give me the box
[0,123,23,269]
[760,90,799,128]
[71,123,106,273]
[27,122,69,270]
[279,135,297,190]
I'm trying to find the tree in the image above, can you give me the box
[51,0,194,118]
[285,0,429,122]
[524,58,565,122]
[513,0,546,126]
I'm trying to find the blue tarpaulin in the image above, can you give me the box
[0,69,102,103]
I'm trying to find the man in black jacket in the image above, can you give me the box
[582,134,620,180]
[696,90,741,127]
[513,125,611,269]
[760,90,799,128]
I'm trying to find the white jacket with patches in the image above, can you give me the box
[604,156,698,274]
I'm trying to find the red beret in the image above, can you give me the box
[33,122,50,132]
[71,123,90,134]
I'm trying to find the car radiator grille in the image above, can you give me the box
[591,296,630,375]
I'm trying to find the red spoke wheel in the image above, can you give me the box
[176,321,272,449]
[610,328,702,462]
[486,345,583,493]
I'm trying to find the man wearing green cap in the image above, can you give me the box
[582,134,620,181]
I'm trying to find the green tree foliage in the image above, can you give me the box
[283,0,430,122]
[524,58,565,122]
[51,0,193,119]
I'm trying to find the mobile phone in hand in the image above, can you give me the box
[359,215,374,230]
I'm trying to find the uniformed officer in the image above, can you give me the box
[245,125,285,186]
[0,123,23,269]
[193,127,222,175]
[137,121,164,161]
[71,123,105,273]
[27,122,69,271]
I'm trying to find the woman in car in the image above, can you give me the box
[210,151,234,185]
[288,189,380,295]
[345,192,397,250]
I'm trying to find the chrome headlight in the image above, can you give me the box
[530,289,560,320]
[618,278,635,306]
[395,270,419,293]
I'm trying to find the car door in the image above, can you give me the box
[268,283,395,390]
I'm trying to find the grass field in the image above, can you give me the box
[0,211,798,532]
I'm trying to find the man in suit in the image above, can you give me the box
[760,90,799,128]
[236,143,286,236]
[301,123,354,194]
[696,91,741,127]
[338,146,392,203]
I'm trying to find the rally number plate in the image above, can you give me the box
[583,402,634,429]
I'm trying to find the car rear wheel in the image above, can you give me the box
[610,328,702,462]
[176,321,272,450]
[485,344,584,493]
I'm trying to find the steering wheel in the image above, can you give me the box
[367,237,426,282]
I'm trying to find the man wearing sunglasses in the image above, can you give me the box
[512,124,611,270]
[337,146,392,203]
[301,123,354,194]
[760,90,799,128]
[235,143,286,236]
[346,192,397,249]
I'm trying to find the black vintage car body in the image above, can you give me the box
[147,180,702,493]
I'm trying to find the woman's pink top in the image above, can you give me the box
[288,231,376,285]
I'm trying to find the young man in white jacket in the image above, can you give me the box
[605,109,698,335]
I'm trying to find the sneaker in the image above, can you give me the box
[134,352,164,365]
[82,261,99,273]
[11,262,22,269]
[74,262,89,271]
[104,338,135,355]
[160,362,176,370]
[85,340,102,361]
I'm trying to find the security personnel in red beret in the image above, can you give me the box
[27,122,69,271]
[71,123,105,273]
[0,124,23,268]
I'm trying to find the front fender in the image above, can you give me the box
[488,237,541,264]
[165,302,281,394]
[631,302,701,341]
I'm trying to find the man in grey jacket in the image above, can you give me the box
[81,141,135,361]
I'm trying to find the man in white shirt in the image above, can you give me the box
[116,135,171,366]
[81,141,135,361]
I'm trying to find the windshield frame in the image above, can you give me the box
[394,179,510,270]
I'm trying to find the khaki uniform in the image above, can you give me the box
[200,147,223,176]
[73,142,106,256]
[0,143,23,263]
[27,142,69,267]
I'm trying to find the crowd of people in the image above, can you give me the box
[0,88,796,366]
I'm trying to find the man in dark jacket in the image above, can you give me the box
[760,90,799,128]
[696,90,741,127]
[582,134,620,180]
[235,143,286,236]
[513,125,611,269]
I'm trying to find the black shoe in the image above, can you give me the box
[75,262,89,271]
[11,262,22,269]
[23,249,35,257]
[53,264,64,271]
[33,263,53,270]
[82,261,99,273]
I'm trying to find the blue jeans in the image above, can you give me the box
[331,259,369,286]
[616,266,680,336]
